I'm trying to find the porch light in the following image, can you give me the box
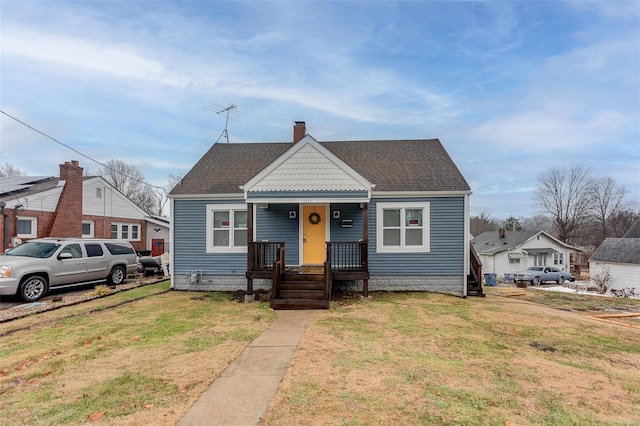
[289,211,297,219]
[332,210,340,219]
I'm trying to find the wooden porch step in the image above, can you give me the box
[278,289,325,300]
[282,272,324,282]
[278,281,325,291]
[270,298,330,310]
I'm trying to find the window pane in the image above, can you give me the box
[213,230,229,246]
[61,244,83,258]
[214,211,230,228]
[405,229,423,246]
[234,211,247,229]
[234,230,247,246]
[132,225,139,239]
[111,225,118,239]
[405,209,422,227]
[121,225,129,240]
[18,219,32,235]
[383,209,400,227]
[383,229,401,246]
[82,222,92,235]
[85,244,103,257]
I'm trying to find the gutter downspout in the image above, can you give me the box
[0,202,8,251]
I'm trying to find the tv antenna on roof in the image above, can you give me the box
[215,104,237,143]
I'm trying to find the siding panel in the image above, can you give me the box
[255,203,300,265]
[369,197,464,275]
[173,199,247,275]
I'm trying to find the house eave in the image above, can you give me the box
[169,193,244,200]
[373,190,472,198]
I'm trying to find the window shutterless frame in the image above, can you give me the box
[376,202,430,253]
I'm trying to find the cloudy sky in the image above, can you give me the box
[1,0,638,219]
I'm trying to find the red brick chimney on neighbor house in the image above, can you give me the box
[49,160,83,237]
[293,121,306,143]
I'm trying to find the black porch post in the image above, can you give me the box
[362,202,369,298]
[246,202,254,296]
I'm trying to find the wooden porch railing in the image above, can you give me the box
[323,246,333,301]
[326,241,368,272]
[248,241,286,272]
[271,245,285,300]
[468,244,483,296]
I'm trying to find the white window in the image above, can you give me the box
[376,202,430,253]
[206,204,247,253]
[82,221,95,238]
[17,217,37,238]
[110,223,140,241]
[509,257,520,264]
[553,252,564,265]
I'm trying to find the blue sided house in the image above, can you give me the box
[169,122,482,309]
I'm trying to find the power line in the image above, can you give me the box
[0,110,165,190]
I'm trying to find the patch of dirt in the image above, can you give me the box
[0,277,165,323]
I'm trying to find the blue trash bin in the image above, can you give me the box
[504,273,513,283]
[484,273,497,286]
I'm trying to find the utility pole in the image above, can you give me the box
[216,104,236,143]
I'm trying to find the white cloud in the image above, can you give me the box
[2,28,190,87]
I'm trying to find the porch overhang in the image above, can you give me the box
[522,248,558,255]
[245,190,371,204]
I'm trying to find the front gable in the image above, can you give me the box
[242,135,374,202]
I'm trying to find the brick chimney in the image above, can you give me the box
[499,227,506,239]
[49,160,84,237]
[293,121,306,143]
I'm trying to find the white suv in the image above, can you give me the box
[0,238,138,302]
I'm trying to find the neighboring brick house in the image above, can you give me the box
[0,160,168,253]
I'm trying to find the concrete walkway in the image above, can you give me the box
[178,310,321,426]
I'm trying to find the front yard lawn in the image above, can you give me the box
[1,283,639,425]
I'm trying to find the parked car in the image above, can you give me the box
[513,266,575,286]
[0,238,138,302]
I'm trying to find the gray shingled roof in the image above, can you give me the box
[623,219,640,238]
[590,238,640,265]
[471,230,538,255]
[170,139,470,196]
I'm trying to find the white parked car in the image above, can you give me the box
[0,238,138,302]
[513,266,575,286]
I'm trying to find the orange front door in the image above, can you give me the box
[302,205,327,264]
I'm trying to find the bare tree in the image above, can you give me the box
[609,203,639,237]
[0,162,25,177]
[502,216,523,231]
[520,214,553,232]
[166,173,185,193]
[97,159,161,215]
[535,164,594,243]
[470,211,498,236]
[589,177,628,242]
[97,159,146,199]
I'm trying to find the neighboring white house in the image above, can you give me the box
[472,228,583,281]
[588,220,640,294]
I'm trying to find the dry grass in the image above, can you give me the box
[264,290,640,426]
[2,283,639,425]
[0,282,276,425]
